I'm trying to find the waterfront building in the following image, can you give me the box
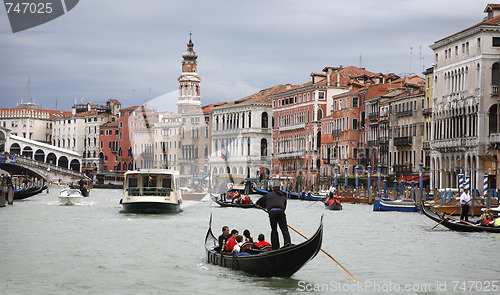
[209,86,282,187]
[153,112,182,171]
[0,101,69,145]
[272,66,395,191]
[430,4,500,192]
[386,77,425,181]
[116,106,139,172]
[99,121,119,172]
[422,67,434,170]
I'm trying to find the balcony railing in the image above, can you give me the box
[394,136,412,146]
[431,137,478,149]
[367,140,378,147]
[396,110,413,117]
[333,129,341,137]
[492,85,499,96]
[393,164,412,174]
[423,141,430,150]
[279,123,305,132]
[379,137,389,144]
[422,108,432,116]
[490,133,500,144]
[368,112,378,121]
[276,151,305,160]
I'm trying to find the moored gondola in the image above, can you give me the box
[421,203,500,233]
[209,193,255,208]
[205,215,323,277]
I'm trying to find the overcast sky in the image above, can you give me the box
[0,0,495,111]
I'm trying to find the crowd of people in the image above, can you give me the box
[476,212,500,227]
[217,226,272,256]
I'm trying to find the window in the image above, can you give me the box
[352,97,359,108]
[318,92,325,100]
[353,118,358,130]
[493,37,500,47]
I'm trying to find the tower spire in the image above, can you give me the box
[177,34,201,114]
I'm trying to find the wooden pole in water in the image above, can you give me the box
[257,206,358,281]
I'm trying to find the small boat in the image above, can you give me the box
[426,197,487,216]
[324,198,342,210]
[421,203,500,233]
[210,193,255,208]
[205,215,323,277]
[58,188,83,205]
[373,198,418,212]
[120,169,182,214]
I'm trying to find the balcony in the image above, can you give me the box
[367,140,378,147]
[422,141,430,150]
[279,123,305,132]
[380,143,389,152]
[396,110,413,117]
[394,136,412,146]
[492,85,499,96]
[368,112,378,121]
[276,151,305,160]
[379,137,389,144]
[333,129,341,137]
[490,133,500,144]
[422,108,432,117]
[393,164,412,174]
[431,137,478,150]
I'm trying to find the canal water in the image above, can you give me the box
[1,188,499,294]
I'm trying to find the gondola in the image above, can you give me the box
[205,215,323,277]
[209,194,255,208]
[280,190,300,199]
[421,203,500,233]
[14,185,45,200]
[373,198,419,212]
[324,199,342,210]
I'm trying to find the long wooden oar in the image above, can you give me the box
[257,206,358,281]
[446,215,480,227]
[432,207,460,230]
[306,196,327,208]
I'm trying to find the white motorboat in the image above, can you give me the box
[120,169,182,213]
[58,188,83,205]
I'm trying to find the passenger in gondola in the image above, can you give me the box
[218,226,230,251]
[242,195,251,204]
[254,234,271,248]
[243,229,253,243]
[224,229,239,252]
[232,235,244,254]
[232,196,243,204]
[483,213,495,226]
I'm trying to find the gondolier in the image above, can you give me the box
[256,185,292,249]
[460,188,471,222]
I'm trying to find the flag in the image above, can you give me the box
[221,143,228,160]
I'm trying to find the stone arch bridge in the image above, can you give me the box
[0,127,88,182]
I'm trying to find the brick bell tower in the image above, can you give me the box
[177,33,201,114]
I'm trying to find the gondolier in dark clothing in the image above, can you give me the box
[460,188,471,222]
[256,186,291,250]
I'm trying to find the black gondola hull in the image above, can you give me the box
[421,204,500,233]
[205,218,323,277]
[210,194,256,208]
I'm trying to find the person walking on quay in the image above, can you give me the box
[460,188,471,222]
[256,185,291,250]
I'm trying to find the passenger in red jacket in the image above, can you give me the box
[225,229,239,251]
[254,233,271,248]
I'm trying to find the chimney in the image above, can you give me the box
[485,4,500,19]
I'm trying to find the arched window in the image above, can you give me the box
[261,112,268,128]
[492,63,500,86]
[260,138,268,157]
